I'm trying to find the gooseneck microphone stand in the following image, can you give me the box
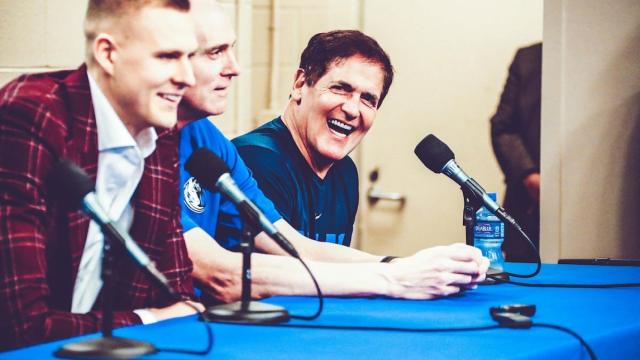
[460,187,509,284]
[462,187,482,247]
[55,230,156,359]
[201,205,289,324]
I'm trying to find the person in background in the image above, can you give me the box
[178,0,489,303]
[0,0,203,350]
[490,43,542,262]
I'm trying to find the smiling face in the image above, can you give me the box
[102,7,197,135]
[285,55,384,177]
[179,2,240,123]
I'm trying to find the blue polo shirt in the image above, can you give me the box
[180,118,282,249]
[232,118,359,246]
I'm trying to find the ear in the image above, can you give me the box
[92,33,118,76]
[290,69,306,104]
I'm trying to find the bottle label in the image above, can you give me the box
[473,221,504,238]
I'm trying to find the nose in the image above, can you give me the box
[173,57,196,87]
[222,50,241,78]
[341,95,359,120]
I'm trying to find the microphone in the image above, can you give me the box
[184,148,300,258]
[47,159,178,299]
[414,134,520,228]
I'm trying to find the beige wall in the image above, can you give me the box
[4,1,638,260]
[354,1,543,255]
[0,0,358,132]
[244,0,359,135]
[0,0,87,85]
[1,1,546,255]
[541,0,640,261]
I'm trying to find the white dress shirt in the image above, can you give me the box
[71,72,158,322]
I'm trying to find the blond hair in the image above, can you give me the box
[84,0,191,62]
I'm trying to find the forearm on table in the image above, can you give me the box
[185,227,388,301]
[251,254,389,298]
[297,240,384,263]
[262,220,383,263]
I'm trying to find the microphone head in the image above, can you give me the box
[46,159,94,210]
[414,134,455,174]
[184,148,230,190]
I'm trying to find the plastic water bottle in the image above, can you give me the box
[474,192,505,271]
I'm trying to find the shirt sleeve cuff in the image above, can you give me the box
[181,211,197,233]
[133,308,159,325]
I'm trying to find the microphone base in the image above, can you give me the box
[480,267,510,285]
[201,301,289,324]
[54,336,156,359]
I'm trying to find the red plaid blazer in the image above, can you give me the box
[0,66,194,350]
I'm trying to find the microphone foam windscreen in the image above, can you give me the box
[414,134,455,174]
[46,159,95,209]
[184,148,230,190]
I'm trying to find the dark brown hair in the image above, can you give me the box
[299,30,394,107]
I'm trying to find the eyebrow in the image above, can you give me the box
[334,81,379,105]
[205,44,227,53]
[203,40,237,54]
[362,91,379,105]
[153,50,185,58]
[335,81,353,92]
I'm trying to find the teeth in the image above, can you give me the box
[328,119,353,131]
[160,94,181,102]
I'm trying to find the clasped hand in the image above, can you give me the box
[385,243,489,299]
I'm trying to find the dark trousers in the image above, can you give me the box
[502,186,540,262]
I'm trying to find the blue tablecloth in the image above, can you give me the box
[2,263,639,359]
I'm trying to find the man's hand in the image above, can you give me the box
[147,300,205,322]
[522,172,540,204]
[383,243,489,299]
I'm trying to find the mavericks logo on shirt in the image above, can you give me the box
[183,177,205,213]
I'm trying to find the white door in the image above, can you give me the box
[354,0,543,256]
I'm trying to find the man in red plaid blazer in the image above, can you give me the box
[0,0,203,350]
